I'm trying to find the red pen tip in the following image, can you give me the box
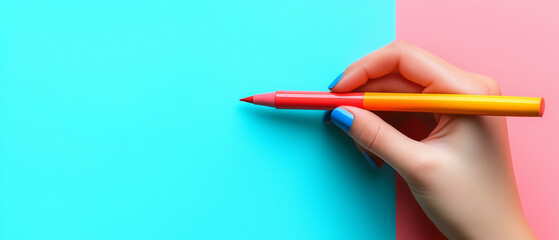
[240,96,253,103]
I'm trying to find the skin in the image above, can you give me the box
[329,40,536,239]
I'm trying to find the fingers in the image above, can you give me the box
[325,110,383,170]
[329,40,493,95]
[353,71,424,93]
[329,106,426,174]
[355,143,384,170]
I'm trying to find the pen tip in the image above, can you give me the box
[240,96,253,103]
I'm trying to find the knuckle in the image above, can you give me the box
[390,39,412,50]
[404,151,439,183]
[477,75,501,95]
[467,74,502,95]
[345,61,359,73]
[483,76,502,95]
[356,121,382,152]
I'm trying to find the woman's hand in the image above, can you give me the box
[327,40,536,239]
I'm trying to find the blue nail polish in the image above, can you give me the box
[331,108,353,132]
[362,152,379,170]
[322,110,332,123]
[328,73,343,90]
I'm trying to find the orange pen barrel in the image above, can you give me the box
[362,92,544,117]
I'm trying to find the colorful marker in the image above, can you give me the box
[240,91,544,117]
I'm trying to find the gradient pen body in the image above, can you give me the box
[240,91,544,117]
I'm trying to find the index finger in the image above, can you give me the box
[329,40,491,95]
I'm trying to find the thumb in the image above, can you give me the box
[330,106,426,175]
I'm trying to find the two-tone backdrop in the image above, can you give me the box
[1,0,557,239]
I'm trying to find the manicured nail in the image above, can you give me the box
[362,152,379,170]
[331,107,353,132]
[322,110,333,123]
[328,73,344,90]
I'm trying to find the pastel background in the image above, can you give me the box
[396,1,559,239]
[1,0,557,239]
[0,0,396,239]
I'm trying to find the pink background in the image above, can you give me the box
[396,0,559,239]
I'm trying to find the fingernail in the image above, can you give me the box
[331,107,353,132]
[362,152,379,170]
[322,110,333,123]
[328,73,344,90]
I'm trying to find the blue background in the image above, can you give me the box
[0,1,395,239]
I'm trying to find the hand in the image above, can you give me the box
[327,40,536,239]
